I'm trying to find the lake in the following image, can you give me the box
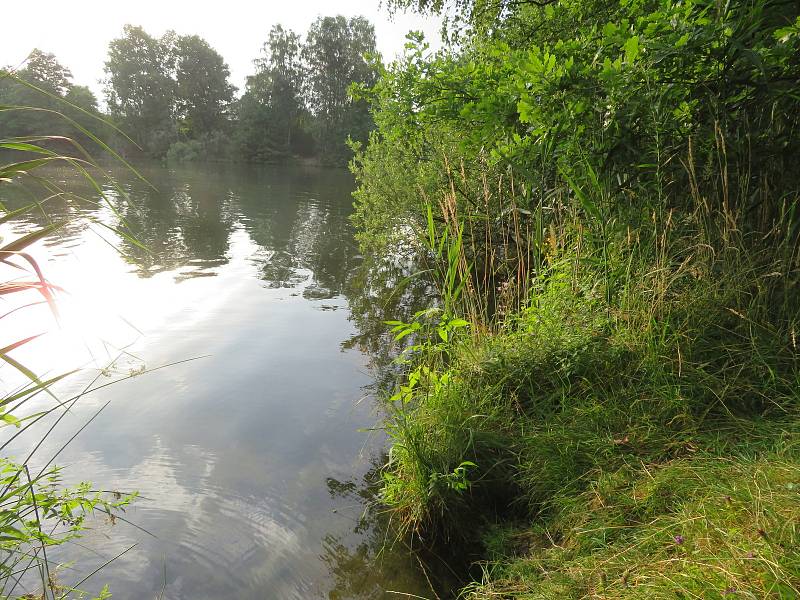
[0,161,438,599]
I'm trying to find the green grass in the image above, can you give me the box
[377,209,800,596]
[475,444,800,598]
[356,2,800,594]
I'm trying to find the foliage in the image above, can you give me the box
[165,138,204,162]
[303,16,379,164]
[104,25,235,157]
[104,25,178,156]
[374,210,800,593]
[1,79,140,598]
[8,17,380,165]
[236,25,311,160]
[237,16,380,164]
[0,460,134,600]
[0,51,101,144]
[174,35,236,139]
[352,0,800,596]
[355,0,800,269]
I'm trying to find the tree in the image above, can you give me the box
[104,25,177,155]
[104,27,236,158]
[0,49,98,141]
[236,25,313,160]
[302,16,380,163]
[235,16,380,164]
[174,35,236,138]
[258,25,305,151]
[16,49,73,95]
[64,85,98,113]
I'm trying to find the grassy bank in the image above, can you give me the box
[375,207,800,597]
[349,1,800,595]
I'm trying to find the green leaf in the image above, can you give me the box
[0,370,77,408]
[624,35,640,63]
[0,158,52,178]
[0,222,64,254]
[394,326,418,341]
[0,203,38,226]
[559,165,601,221]
[0,142,53,155]
[449,318,471,328]
[1,414,21,428]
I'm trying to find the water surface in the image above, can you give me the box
[0,161,436,599]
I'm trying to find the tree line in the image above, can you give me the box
[0,49,100,141]
[0,16,380,165]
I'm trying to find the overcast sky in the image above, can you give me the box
[1,1,442,98]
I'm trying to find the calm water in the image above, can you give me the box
[0,162,437,599]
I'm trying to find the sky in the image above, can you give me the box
[1,1,442,99]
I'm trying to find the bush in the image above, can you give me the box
[354,0,800,595]
[166,139,204,162]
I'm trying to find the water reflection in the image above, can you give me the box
[343,254,438,393]
[322,464,461,600]
[0,162,440,599]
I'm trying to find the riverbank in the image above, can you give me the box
[377,215,800,597]
[347,1,800,595]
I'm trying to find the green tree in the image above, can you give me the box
[235,75,277,161]
[302,15,379,163]
[260,25,305,152]
[174,34,235,138]
[0,49,99,141]
[236,25,309,160]
[104,25,177,155]
[15,48,72,95]
[65,84,98,112]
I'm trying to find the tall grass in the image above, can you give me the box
[0,69,146,599]
[373,120,800,596]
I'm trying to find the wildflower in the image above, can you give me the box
[722,587,737,595]
[674,534,684,545]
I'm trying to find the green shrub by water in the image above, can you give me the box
[374,211,800,596]
[351,0,800,595]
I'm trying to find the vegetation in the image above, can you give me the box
[236,16,379,164]
[104,25,236,158]
[351,0,800,596]
[0,50,101,145]
[0,74,140,598]
[3,16,379,165]
[6,0,800,595]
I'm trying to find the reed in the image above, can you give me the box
[372,117,800,597]
[1,70,145,600]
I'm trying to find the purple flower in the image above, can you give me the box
[674,534,684,545]
[723,587,737,595]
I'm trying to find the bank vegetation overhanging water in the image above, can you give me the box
[2,0,800,597]
[349,0,800,597]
